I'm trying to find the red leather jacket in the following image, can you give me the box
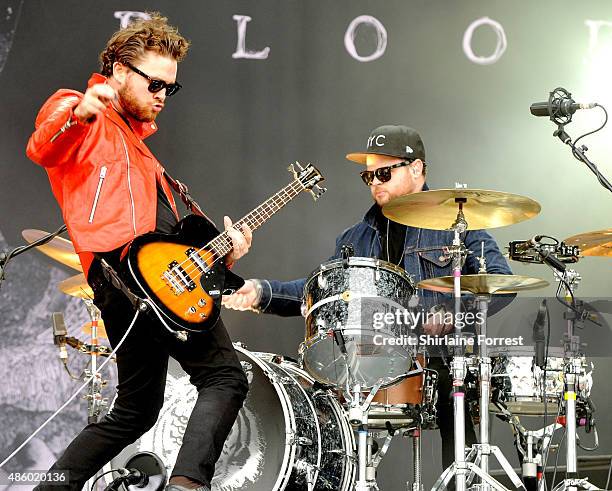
[26,73,179,276]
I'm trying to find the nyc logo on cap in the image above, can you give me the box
[367,134,386,148]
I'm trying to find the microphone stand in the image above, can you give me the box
[0,224,67,290]
[553,122,612,194]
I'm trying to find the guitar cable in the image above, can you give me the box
[0,309,141,469]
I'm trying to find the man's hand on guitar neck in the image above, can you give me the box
[224,216,253,268]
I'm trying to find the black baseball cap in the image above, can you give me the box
[346,125,426,165]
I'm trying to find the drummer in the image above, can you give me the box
[223,124,514,477]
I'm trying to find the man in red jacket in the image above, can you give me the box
[27,14,251,491]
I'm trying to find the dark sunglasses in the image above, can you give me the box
[125,62,182,97]
[359,160,414,186]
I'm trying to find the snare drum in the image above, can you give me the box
[367,355,439,430]
[489,346,593,416]
[301,257,416,389]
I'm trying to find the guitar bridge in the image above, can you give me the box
[162,260,197,295]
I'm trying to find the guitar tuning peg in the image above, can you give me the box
[308,184,327,201]
[294,161,305,171]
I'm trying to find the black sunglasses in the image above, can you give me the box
[125,62,182,97]
[359,160,415,186]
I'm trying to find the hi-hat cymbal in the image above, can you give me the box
[82,320,108,340]
[22,229,82,272]
[382,189,541,230]
[564,229,612,257]
[418,274,549,295]
[58,273,93,299]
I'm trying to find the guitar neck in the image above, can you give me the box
[205,179,306,259]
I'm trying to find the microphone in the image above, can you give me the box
[123,468,149,488]
[530,99,596,118]
[538,248,567,272]
[533,299,547,369]
[105,469,148,491]
[513,235,543,253]
[51,312,68,362]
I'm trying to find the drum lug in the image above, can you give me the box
[296,436,314,446]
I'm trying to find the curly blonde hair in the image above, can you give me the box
[99,13,190,76]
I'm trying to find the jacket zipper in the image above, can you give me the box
[117,130,137,236]
[88,166,107,223]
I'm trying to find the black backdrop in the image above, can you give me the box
[1,1,611,489]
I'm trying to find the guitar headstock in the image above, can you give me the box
[288,162,327,201]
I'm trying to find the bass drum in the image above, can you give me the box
[106,344,355,490]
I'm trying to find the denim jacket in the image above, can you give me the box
[259,184,514,317]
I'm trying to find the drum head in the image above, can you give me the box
[106,348,289,490]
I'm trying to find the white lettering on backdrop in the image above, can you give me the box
[462,17,507,65]
[114,11,150,29]
[344,15,388,62]
[232,15,271,59]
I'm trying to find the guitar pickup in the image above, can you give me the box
[186,248,209,273]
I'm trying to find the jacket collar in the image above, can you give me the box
[87,73,159,140]
[363,182,430,229]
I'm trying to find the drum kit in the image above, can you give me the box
[22,187,611,491]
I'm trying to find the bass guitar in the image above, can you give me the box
[126,163,325,334]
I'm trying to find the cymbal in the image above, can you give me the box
[564,229,612,257]
[58,273,93,299]
[22,229,82,272]
[382,189,541,230]
[82,320,108,340]
[418,274,549,294]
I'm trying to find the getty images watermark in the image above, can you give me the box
[371,308,525,348]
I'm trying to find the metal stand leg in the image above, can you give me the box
[552,271,599,491]
[411,428,424,491]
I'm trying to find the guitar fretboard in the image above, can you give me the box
[203,179,306,260]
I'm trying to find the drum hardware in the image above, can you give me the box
[508,237,580,265]
[82,299,109,425]
[384,187,546,491]
[409,428,424,491]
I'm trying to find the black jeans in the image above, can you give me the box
[36,262,249,491]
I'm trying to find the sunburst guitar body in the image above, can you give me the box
[126,163,326,333]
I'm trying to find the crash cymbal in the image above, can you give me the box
[564,229,612,257]
[382,189,541,230]
[58,273,93,299]
[418,274,549,295]
[82,320,108,340]
[22,229,82,272]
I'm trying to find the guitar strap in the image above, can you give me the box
[163,171,217,227]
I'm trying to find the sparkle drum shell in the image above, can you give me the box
[489,346,593,416]
[301,257,416,389]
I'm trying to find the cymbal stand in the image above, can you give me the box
[466,294,526,491]
[433,199,472,491]
[82,299,109,424]
[552,269,598,491]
